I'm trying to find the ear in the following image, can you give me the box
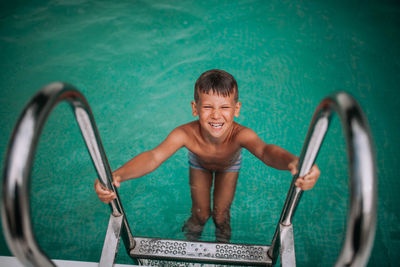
[191,101,198,117]
[234,101,241,117]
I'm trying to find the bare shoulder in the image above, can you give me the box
[175,121,199,135]
[234,123,259,143]
[234,124,267,157]
[169,121,198,143]
[170,123,190,138]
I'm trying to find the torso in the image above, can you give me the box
[180,121,245,171]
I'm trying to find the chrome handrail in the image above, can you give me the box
[268,92,377,266]
[1,82,134,267]
[2,85,376,267]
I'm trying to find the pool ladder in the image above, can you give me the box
[1,82,377,266]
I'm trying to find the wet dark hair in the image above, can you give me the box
[194,69,238,103]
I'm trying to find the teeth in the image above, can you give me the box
[210,123,223,128]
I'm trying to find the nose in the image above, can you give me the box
[211,108,221,119]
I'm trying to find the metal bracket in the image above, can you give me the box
[99,214,124,267]
[280,224,295,267]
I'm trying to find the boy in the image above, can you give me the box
[94,69,320,243]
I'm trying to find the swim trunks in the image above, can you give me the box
[188,150,242,172]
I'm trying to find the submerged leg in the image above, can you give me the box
[182,167,213,241]
[213,171,239,243]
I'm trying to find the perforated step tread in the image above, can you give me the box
[130,237,272,266]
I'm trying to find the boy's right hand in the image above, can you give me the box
[94,175,122,203]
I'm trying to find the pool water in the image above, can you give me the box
[0,0,399,266]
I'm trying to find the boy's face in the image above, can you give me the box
[191,91,241,140]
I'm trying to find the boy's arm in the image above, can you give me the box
[94,127,187,203]
[113,126,187,182]
[238,127,320,190]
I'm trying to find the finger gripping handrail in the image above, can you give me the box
[269,92,377,266]
[1,82,134,267]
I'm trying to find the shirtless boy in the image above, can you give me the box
[94,69,320,243]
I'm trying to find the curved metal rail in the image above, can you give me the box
[268,92,377,266]
[1,82,134,267]
[1,84,376,267]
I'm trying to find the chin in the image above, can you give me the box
[209,123,231,137]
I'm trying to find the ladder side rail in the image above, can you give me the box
[1,82,134,267]
[268,101,332,265]
[99,214,124,267]
[268,92,377,267]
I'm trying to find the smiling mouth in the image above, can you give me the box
[209,122,224,129]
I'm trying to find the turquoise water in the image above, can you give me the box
[0,0,399,266]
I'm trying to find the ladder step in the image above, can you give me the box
[130,237,272,266]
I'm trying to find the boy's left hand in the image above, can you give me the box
[288,160,320,191]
